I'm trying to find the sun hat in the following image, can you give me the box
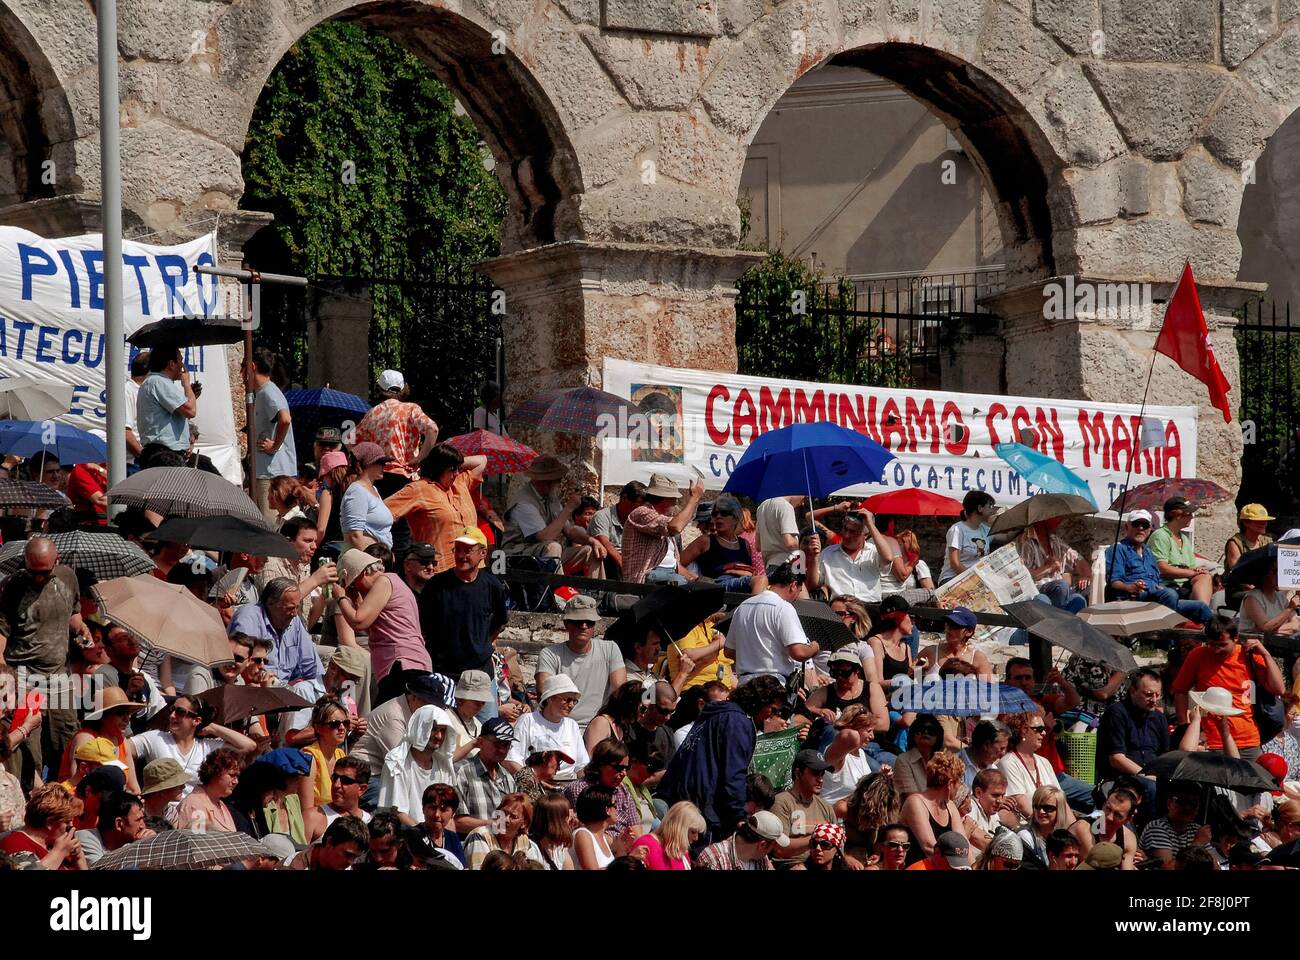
[339,549,383,588]
[454,669,492,702]
[561,594,600,622]
[538,674,580,704]
[318,451,348,476]
[140,758,191,795]
[644,473,681,499]
[1076,841,1122,870]
[526,456,565,481]
[1188,686,1244,717]
[83,686,147,723]
[350,441,393,468]
[1239,503,1274,522]
[327,644,368,681]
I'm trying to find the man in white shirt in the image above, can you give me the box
[817,509,901,602]
[125,350,149,467]
[723,562,820,681]
[322,756,372,826]
[756,495,804,566]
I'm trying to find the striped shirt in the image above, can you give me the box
[453,756,518,824]
[1139,817,1200,855]
[695,836,773,871]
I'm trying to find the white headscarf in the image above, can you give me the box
[377,704,456,818]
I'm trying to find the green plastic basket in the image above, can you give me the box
[1057,730,1097,785]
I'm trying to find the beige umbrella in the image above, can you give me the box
[92,574,230,666]
[1077,600,1190,638]
[0,377,75,422]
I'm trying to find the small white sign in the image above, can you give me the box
[1277,545,1300,589]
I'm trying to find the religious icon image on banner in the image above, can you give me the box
[630,383,684,463]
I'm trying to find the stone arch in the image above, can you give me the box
[223,0,590,252]
[0,3,79,206]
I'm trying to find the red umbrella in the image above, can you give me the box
[858,489,965,516]
[506,386,641,436]
[1107,478,1232,515]
[444,429,538,475]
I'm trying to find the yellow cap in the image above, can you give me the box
[1239,503,1275,522]
[74,736,119,765]
[453,526,488,547]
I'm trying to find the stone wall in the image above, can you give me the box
[2,0,1299,507]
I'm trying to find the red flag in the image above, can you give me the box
[1154,260,1233,423]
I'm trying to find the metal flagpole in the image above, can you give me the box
[98,0,127,499]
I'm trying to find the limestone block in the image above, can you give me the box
[520,23,627,133]
[278,0,359,29]
[698,0,840,139]
[8,0,98,79]
[1038,66,1127,168]
[603,0,721,38]
[1201,78,1280,170]
[552,0,601,26]
[931,0,986,41]
[573,115,658,190]
[1241,22,1300,108]
[976,5,1061,96]
[157,68,251,155]
[120,121,243,214]
[1064,218,1242,281]
[461,0,535,36]
[656,110,744,195]
[1179,151,1244,226]
[215,0,296,87]
[581,34,720,111]
[576,182,740,247]
[1058,155,1152,224]
[838,0,878,31]
[1146,162,1184,218]
[1097,0,1217,62]
[1222,0,1278,66]
[1032,0,1098,54]
[118,0,223,62]
[887,0,921,24]
[1083,63,1226,161]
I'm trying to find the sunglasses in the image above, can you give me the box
[568,620,598,628]
[230,655,247,664]
[884,840,910,850]
[331,773,361,786]
[1029,725,1047,733]
[829,668,858,679]
[609,763,630,773]
[1130,521,1151,529]
[171,708,202,720]
[322,719,349,730]
[809,839,837,851]
[1034,804,1058,814]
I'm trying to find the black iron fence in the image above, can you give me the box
[736,268,1005,389]
[1236,299,1300,517]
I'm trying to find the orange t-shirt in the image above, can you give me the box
[1172,646,1267,749]
[906,859,946,870]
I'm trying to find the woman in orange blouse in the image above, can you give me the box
[385,444,487,573]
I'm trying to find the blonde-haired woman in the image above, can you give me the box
[632,800,706,870]
[1017,784,1088,867]
[899,750,968,858]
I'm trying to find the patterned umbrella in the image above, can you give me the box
[891,680,1039,716]
[285,387,370,432]
[0,419,107,465]
[0,478,69,510]
[0,531,155,581]
[108,466,263,524]
[93,830,271,870]
[1107,478,1233,515]
[444,429,538,475]
[507,386,642,437]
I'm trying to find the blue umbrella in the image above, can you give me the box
[723,422,897,502]
[0,419,107,465]
[993,442,1098,509]
[889,677,1038,717]
[285,387,370,424]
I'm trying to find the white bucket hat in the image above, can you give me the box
[1189,686,1243,717]
[539,674,580,704]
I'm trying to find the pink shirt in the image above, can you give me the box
[367,573,433,682]
[632,832,690,870]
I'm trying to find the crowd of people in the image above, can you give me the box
[0,362,1298,872]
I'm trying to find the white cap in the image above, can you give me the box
[1125,509,1153,524]
[377,369,405,393]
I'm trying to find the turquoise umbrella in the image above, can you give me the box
[993,442,1098,509]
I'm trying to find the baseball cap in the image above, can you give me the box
[562,594,600,622]
[318,451,348,476]
[1257,753,1287,794]
[944,606,978,629]
[350,441,393,468]
[1125,509,1153,525]
[828,649,864,670]
[453,526,488,548]
[746,811,790,847]
[1076,841,1123,870]
[314,426,343,445]
[454,669,492,702]
[526,733,576,765]
[140,758,191,795]
[78,764,127,797]
[936,831,971,869]
[74,737,121,765]
[258,833,301,866]
[792,749,832,774]
[407,543,439,563]
[694,501,714,523]
[878,594,911,618]
[481,717,516,742]
[1163,496,1192,514]
[377,369,405,393]
[1238,503,1275,522]
[327,644,367,681]
[405,673,453,706]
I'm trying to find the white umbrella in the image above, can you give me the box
[1077,601,1190,637]
[0,377,75,422]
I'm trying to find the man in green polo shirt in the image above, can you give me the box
[1148,497,1213,607]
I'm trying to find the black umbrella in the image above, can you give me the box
[604,582,726,650]
[1225,538,1300,590]
[0,531,155,581]
[1002,599,1138,672]
[128,315,247,348]
[716,597,857,651]
[147,515,297,559]
[195,684,312,726]
[0,478,69,510]
[1140,751,1277,793]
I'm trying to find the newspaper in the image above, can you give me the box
[934,543,1039,641]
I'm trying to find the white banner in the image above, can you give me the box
[0,228,240,481]
[600,359,1198,510]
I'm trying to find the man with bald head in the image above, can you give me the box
[0,536,87,784]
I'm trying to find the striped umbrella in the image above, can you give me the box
[0,478,69,510]
[444,429,538,475]
[93,830,271,870]
[0,531,155,582]
[507,386,642,437]
[107,466,263,524]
